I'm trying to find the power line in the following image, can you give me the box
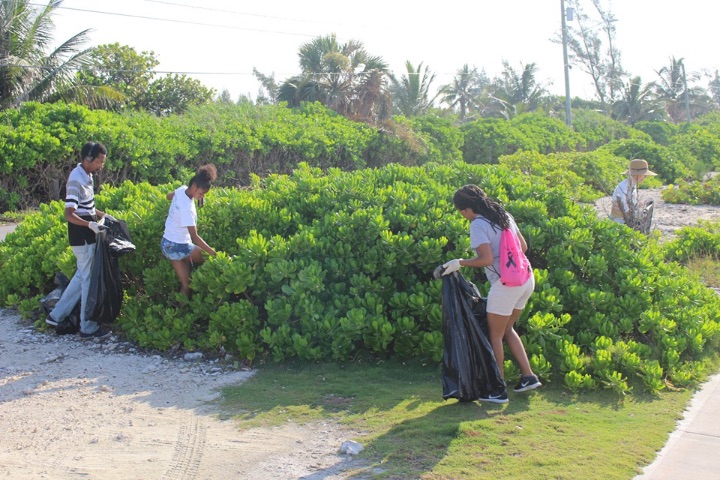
[143,0,362,28]
[3,64,498,79]
[5,64,258,76]
[25,4,688,90]
[30,4,565,81]
[46,4,318,38]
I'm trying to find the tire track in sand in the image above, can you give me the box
[161,415,207,480]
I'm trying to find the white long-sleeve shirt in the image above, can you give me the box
[610,179,638,224]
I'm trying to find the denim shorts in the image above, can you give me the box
[161,237,196,261]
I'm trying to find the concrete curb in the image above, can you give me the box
[0,223,17,242]
[634,372,720,479]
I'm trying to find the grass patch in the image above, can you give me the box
[0,209,32,224]
[220,359,701,479]
[686,256,720,287]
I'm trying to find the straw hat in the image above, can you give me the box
[624,159,657,176]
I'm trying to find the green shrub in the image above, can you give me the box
[366,116,447,168]
[499,149,626,201]
[2,161,719,396]
[689,111,720,137]
[511,113,585,153]
[663,221,720,264]
[461,118,526,164]
[572,109,648,150]
[461,113,583,164]
[634,121,679,146]
[0,101,456,211]
[669,126,720,175]
[662,177,720,205]
[409,114,464,164]
[600,138,690,183]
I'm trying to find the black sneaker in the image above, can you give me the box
[479,389,509,404]
[45,315,59,326]
[80,327,112,340]
[513,375,542,393]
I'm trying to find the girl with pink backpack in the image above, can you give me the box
[437,184,541,403]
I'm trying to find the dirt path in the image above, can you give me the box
[0,311,362,479]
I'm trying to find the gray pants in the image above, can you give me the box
[50,243,98,334]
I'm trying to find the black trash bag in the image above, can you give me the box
[39,272,80,335]
[39,272,70,312]
[439,271,505,402]
[85,229,123,324]
[103,217,136,257]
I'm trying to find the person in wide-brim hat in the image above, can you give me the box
[624,159,657,177]
[610,159,657,224]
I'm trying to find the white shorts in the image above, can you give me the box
[486,275,535,316]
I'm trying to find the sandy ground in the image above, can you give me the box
[593,187,720,240]
[1,188,719,479]
[0,312,365,479]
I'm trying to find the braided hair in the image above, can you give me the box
[189,164,217,191]
[452,184,510,230]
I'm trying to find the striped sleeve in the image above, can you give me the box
[64,167,95,215]
[65,179,82,208]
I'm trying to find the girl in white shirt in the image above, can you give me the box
[161,164,218,296]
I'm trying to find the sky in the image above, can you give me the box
[49,0,718,103]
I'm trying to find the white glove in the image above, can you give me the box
[103,214,117,223]
[88,221,102,234]
[97,216,105,226]
[441,259,462,276]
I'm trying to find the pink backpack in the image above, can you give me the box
[499,228,532,286]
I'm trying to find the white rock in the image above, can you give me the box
[184,352,204,361]
[41,354,63,364]
[339,440,363,455]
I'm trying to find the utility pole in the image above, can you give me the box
[681,62,691,122]
[561,0,573,127]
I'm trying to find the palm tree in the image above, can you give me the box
[612,76,661,125]
[487,61,546,119]
[651,57,713,123]
[277,75,320,107]
[389,61,438,117]
[278,34,390,122]
[353,68,392,122]
[439,64,487,122]
[0,0,121,110]
[652,57,687,122]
